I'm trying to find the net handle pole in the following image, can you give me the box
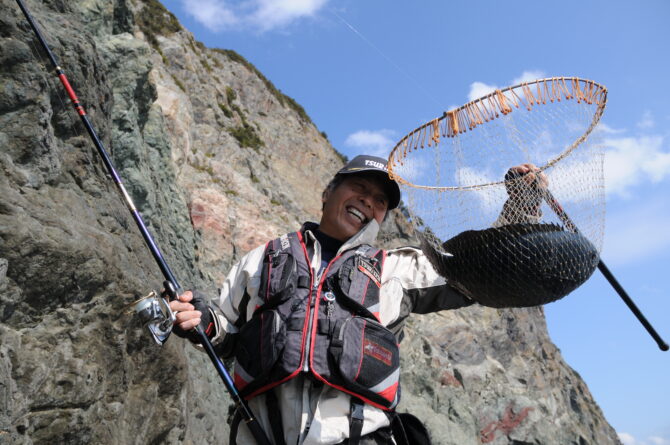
[543,189,668,351]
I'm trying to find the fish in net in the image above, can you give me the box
[389,77,607,307]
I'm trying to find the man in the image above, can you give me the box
[170,155,545,444]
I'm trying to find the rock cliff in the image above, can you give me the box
[0,0,621,444]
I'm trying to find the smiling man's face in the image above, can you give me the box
[319,174,389,242]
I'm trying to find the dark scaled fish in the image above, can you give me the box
[421,223,599,307]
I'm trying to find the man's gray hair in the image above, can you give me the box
[321,174,346,210]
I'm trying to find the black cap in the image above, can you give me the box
[336,155,401,210]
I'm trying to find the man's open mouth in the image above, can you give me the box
[347,206,368,224]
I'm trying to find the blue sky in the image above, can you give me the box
[158,1,670,442]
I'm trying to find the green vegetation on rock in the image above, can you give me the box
[333,150,348,164]
[225,86,237,103]
[172,74,186,92]
[136,0,182,49]
[201,58,212,72]
[228,123,264,151]
[212,48,314,124]
[218,103,233,118]
[282,93,311,124]
[191,161,214,176]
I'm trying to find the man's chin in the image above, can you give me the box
[339,221,364,239]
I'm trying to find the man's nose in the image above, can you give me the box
[358,191,373,208]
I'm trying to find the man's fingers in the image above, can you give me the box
[511,163,534,174]
[175,310,202,329]
[178,290,193,302]
[170,301,195,312]
[518,164,532,174]
[178,317,202,331]
[161,289,193,303]
[510,163,547,188]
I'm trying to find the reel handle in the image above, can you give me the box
[162,280,182,301]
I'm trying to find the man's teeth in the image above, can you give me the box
[348,207,366,223]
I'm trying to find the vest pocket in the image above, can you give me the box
[234,310,286,388]
[260,250,298,305]
[334,255,381,318]
[330,316,400,409]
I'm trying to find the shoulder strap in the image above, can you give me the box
[266,390,287,445]
[349,397,365,445]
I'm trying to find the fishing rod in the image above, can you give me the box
[14,0,272,443]
[508,169,668,351]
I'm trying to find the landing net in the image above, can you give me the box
[388,77,607,307]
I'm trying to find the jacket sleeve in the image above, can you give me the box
[380,246,474,336]
[207,243,267,354]
[492,199,543,227]
[380,189,543,334]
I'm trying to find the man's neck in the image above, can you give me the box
[313,228,344,255]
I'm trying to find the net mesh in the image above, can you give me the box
[389,77,607,307]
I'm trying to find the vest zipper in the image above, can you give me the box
[306,254,342,373]
[302,277,321,372]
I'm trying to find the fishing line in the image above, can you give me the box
[330,10,445,111]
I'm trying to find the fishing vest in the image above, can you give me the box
[232,230,401,411]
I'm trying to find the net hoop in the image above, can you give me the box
[388,76,607,191]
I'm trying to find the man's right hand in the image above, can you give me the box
[168,290,215,342]
[504,163,547,217]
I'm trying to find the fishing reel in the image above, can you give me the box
[128,287,176,345]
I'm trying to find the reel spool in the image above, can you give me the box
[389,77,607,307]
[126,291,176,344]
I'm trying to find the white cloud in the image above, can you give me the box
[545,157,605,202]
[181,0,238,32]
[252,0,327,31]
[603,135,670,197]
[637,110,655,130]
[467,81,498,101]
[391,156,431,187]
[344,129,397,158]
[180,0,328,32]
[595,123,626,135]
[616,433,670,445]
[467,70,546,102]
[512,70,546,85]
[602,195,670,266]
[454,167,506,215]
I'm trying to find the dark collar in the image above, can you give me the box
[301,222,344,254]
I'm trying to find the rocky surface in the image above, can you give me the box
[0,0,621,444]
